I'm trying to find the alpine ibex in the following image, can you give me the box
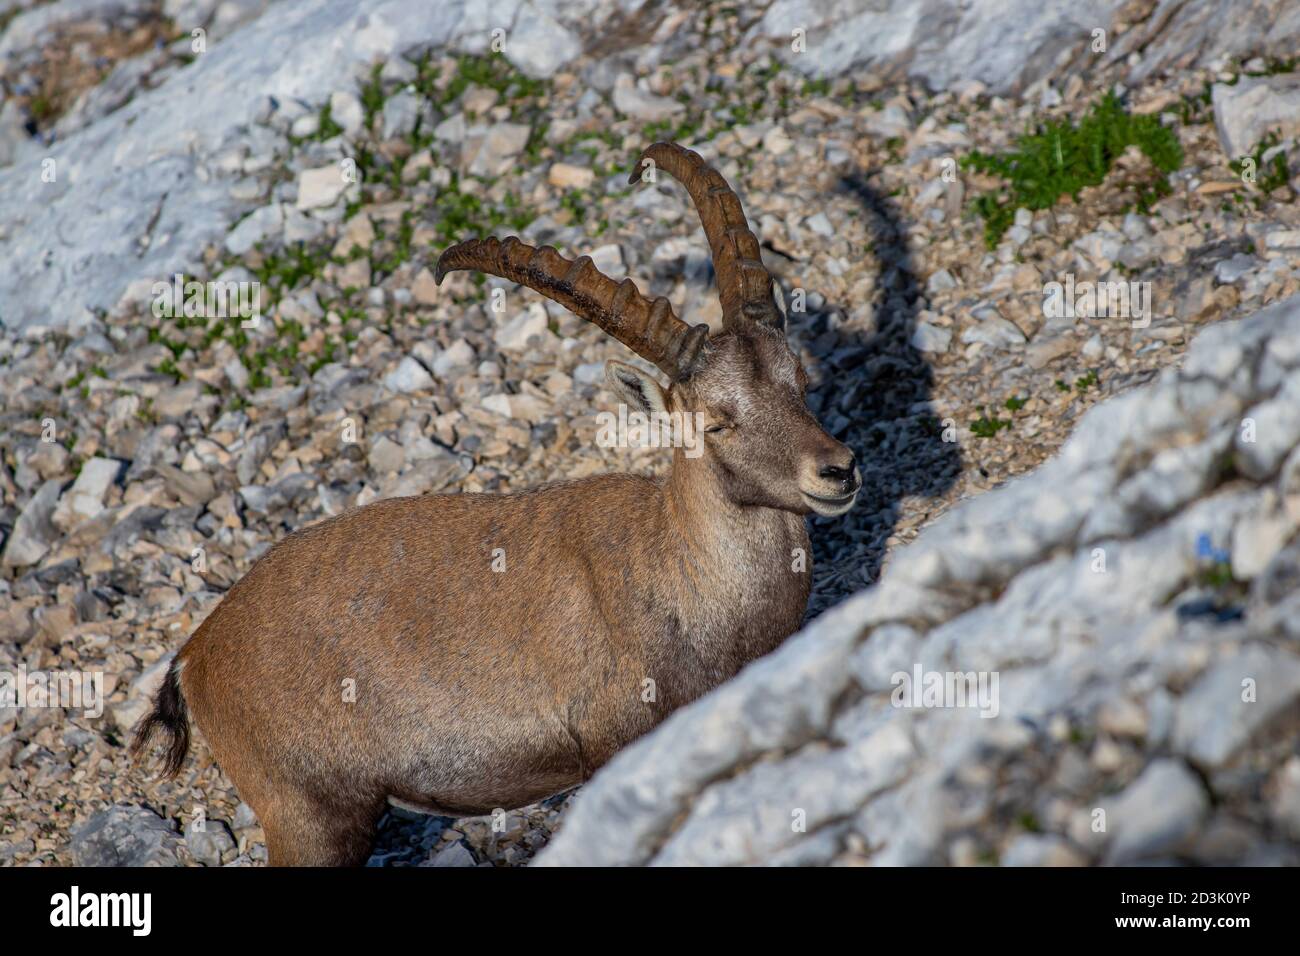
[133,142,860,865]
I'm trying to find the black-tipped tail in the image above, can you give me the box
[130,658,191,778]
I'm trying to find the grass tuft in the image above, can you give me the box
[962,91,1183,248]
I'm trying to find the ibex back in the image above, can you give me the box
[133,143,861,865]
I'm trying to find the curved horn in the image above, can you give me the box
[628,142,783,331]
[436,236,708,381]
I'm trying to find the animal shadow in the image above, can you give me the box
[793,171,961,617]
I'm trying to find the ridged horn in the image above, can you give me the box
[435,235,708,380]
[628,142,784,331]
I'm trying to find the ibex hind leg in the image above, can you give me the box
[256,788,383,866]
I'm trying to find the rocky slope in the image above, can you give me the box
[3,0,1298,333]
[1,0,1298,865]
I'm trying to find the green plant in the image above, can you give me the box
[1243,56,1298,77]
[251,243,330,302]
[424,53,550,115]
[27,94,54,123]
[1230,130,1291,200]
[1075,369,1100,391]
[1197,561,1235,589]
[559,188,588,222]
[641,117,706,146]
[428,175,536,246]
[369,210,417,277]
[970,407,1012,438]
[962,91,1184,247]
[524,120,550,164]
[359,63,385,127]
[290,101,344,144]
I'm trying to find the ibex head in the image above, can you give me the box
[436,142,860,517]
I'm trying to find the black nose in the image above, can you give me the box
[819,455,859,491]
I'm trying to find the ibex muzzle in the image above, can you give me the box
[133,143,859,865]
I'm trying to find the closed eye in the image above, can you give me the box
[704,421,732,433]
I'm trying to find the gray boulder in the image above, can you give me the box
[70,805,183,867]
[745,0,1300,96]
[1213,73,1300,159]
[747,0,1119,93]
[184,820,238,866]
[2,478,64,570]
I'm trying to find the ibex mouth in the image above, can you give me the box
[801,489,860,517]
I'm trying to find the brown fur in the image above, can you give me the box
[133,283,858,868]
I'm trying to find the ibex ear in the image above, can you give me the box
[605,360,669,417]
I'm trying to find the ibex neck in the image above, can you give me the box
[652,458,811,673]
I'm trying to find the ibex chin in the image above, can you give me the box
[133,142,861,865]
